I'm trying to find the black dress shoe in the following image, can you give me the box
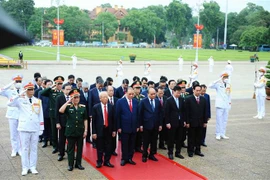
[128,159,136,165]
[58,155,64,161]
[104,162,114,168]
[52,149,58,154]
[68,166,73,171]
[49,141,53,146]
[42,142,47,148]
[159,146,167,150]
[135,148,143,153]
[39,136,43,143]
[195,152,204,157]
[175,154,184,159]
[120,160,126,166]
[149,155,158,161]
[86,139,92,144]
[188,153,193,157]
[75,164,85,170]
[201,143,207,147]
[142,157,147,162]
[168,154,174,160]
[96,162,102,168]
[112,152,118,156]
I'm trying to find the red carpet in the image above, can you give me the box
[82,142,207,180]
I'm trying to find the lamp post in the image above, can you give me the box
[56,0,60,62]
[223,0,228,50]
[195,0,203,62]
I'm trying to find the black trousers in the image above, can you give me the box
[182,127,187,143]
[67,135,84,166]
[188,127,203,154]
[201,127,207,144]
[50,117,58,149]
[96,127,112,164]
[86,117,91,141]
[159,124,167,147]
[135,131,143,150]
[111,132,117,153]
[121,132,136,161]
[142,129,158,157]
[43,117,51,142]
[167,126,183,155]
[58,126,67,156]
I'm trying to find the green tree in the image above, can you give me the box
[117,32,126,41]
[166,0,192,45]
[239,26,269,50]
[2,0,35,34]
[94,12,118,43]
[200,1,224,48]
[101,3,112,8]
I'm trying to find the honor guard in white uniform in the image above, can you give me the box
[71,54,77,69]
[225,60,233,83]
[208,56,214,72]
[7,82,44,176]
[116,60,123,86]
[178,56,184,72]
[144,62,152,80]
[189,62,199,86]
[253,67,267,119]
[209,72,231,140]
[0,74,24,157]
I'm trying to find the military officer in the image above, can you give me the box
[132,81,145,153]
[253,67,267,119]
[7,81,44,176]
[41,76,64,154]
[59,89,88,171]
[209,72,231,140]
[0,74,24,157]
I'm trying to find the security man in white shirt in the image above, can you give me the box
[209,72,231,140]
[253,67,267,119]
[0,74,23,157]
[7,81,44,176]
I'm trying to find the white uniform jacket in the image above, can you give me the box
[254,76,266,96]
[209,81,231,109]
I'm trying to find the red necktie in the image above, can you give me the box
[110,98,113,105]
[129,99,132,112]
[160,98,163,107]
[104,105,108,127]
[196,97,200,104]
[124,88,126,94]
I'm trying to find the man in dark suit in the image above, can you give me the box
[200,84,211,147]
[116,87,139,166]
[63,74,77,89]
[186,81,200,96]
[185,85,207,157]
[34,77,42,91]
[55,84,72,161]
[155,75,168,89]
[141,81,155,97]
[156,86,167,149]
[164,80,176,98]
[107,86,118,156]
[90,76,102,90]
[92,92,116,168]
[139,88,162,162]
[88,78,105,148]
[38,79,52,148]
[165,86,186,160]
[34,78,46,98]
[80,82,91,143]
[115,79,129,99]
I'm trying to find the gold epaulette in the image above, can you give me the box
[140,94,145,97]
[79,104,85,107]
[185,92,189,95]
[67,103,72,106]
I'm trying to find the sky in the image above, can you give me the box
[34,0,270,13]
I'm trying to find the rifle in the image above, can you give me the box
[252,60,257,99]
[187,61,193,88]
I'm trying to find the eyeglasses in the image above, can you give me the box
[73,96,80,99]
[27,89,34,91]
[15,81,22,83]
[57,83,63,85]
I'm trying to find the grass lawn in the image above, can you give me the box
[0,46,269,61]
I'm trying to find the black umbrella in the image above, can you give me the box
[0,7,30,50]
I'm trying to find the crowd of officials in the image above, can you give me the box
[2,72,221,176]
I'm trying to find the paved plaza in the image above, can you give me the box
[0,60,269,179]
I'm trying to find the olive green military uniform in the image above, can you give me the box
[134,94,145,151]
[41,88,63,150]
[65,103,88,167]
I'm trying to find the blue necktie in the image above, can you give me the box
[175,98,179,108]
[151,99,155,112]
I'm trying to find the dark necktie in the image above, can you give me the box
[160,98,163,107]
[151,99,155,112]
[17,89,19,94]
[196,97,200,104]
[224,83,226,88]
[110,98,113,105]
[66,96,69,101]
[29,98,32,103]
